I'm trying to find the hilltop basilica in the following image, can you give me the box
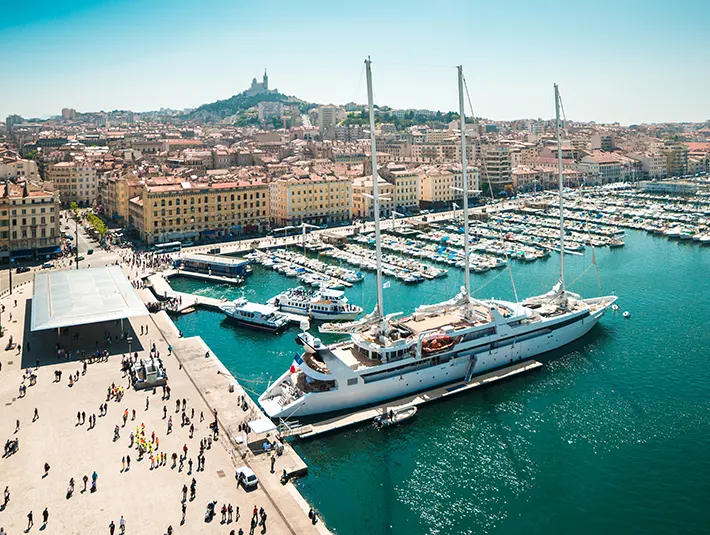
[244,70,278,97]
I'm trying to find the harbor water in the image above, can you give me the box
[170,229,710,535]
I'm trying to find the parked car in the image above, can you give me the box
[235,466,258,490]
[42,262,54,269]
[16,266,30,274]
[77,255,85,261]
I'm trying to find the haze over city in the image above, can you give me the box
[1,0,708,123]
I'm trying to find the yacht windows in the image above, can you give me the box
[347,378,358,386]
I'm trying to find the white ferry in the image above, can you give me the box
[268,287,362,321]
[219,299,289,333]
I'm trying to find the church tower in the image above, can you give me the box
[263,69,268,91]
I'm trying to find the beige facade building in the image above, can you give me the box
[479,145,513,192]
[0,158,38,180]
[129,180,270,245]
[0,182,61,261]
[411,141,475,163]
[103,175,144,224]
[269,174,352,226]
[46,160,98,206]
[352,176,395,219]
[418,165,480,208]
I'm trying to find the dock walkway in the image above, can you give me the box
[147,271,307,324]
[291,360,542,439]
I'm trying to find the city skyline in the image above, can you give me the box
[1,0,709,124]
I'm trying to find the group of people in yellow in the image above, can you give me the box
[133,423,164,469]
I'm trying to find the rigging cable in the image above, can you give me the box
[463,73,519,303]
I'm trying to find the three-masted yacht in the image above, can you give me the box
[258,65,616,419]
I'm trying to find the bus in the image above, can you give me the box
[152,241,182,253]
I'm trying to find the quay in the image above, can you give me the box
[285,360,543,439]
[0,267,331,535]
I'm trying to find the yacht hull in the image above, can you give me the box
[260,299,613,419]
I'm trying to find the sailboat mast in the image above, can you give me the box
[457,66,471,298]
[554,83,566,293]
[366,57,386,320]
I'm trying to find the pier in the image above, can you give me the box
[284,359,543,439]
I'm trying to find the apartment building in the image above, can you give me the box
[663,143,689,177]
[0,182,61,261]
[103,175,144,224]
[130,180,270,245]
[269,173,352,226]
[628,153,667,179]
[46,160,98,206]
[479,145,513,192]
[352,176,395,219]
[0,157,38,180]
[580,152,622,184]
[385,167,420,214]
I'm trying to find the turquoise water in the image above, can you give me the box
[171,232,710,535]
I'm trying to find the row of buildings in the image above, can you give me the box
[3,86,710,248]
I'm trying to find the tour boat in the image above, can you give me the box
[219,298,289,332]
[268,287,362,321]
[258,67,616,420]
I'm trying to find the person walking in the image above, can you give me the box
[82,475,88,492]
[33,408,39,422]
[126,455,131,470]
[119,515,126,534]
[109,520,115,535]
[228,503,233,523]
[15,420,19,433]
[221,504,227,524]
[121,457,125,471]
[163,406,167,419]
[3,486,9,507]
[270,455,275,474]
[27,510,33,530]
[42,508,49,526]
[181,484,187,503]
[181,502,186,524]
[43,462,50,477]
[145,396,149,411]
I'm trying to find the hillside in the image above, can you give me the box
[185,90,307,124]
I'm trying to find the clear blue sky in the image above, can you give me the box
[1,0,708,124]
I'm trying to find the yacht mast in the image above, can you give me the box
[458,66,471,299]
[365,57,386,321]
[554,83,566,294]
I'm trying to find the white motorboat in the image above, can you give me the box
[373,405,418,429]
[219,299,289,332]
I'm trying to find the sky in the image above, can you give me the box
[1,0,708,125]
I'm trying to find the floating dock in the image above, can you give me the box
[284,359,543,439]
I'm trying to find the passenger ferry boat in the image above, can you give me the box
[219,299,289,332]
[268,287,362,321]
[258,67,616,419]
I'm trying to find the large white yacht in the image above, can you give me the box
[258,66,616,419]
[268,287,362,321]
[259,287,615,418]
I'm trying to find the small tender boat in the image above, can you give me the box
[181,307,196,315]
[373,406,418,429]
[623,311,630,319]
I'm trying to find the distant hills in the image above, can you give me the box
[185,90,309,124]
